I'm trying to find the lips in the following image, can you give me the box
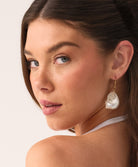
[39,100,62,115]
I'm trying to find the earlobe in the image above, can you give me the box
[110,40,134,80]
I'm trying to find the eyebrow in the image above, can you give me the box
[24,41,80,56]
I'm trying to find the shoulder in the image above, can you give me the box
[25,129,126,167]
[25,135,79,167]
[25,134,106,167]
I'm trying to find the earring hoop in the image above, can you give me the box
[105,80,120,110]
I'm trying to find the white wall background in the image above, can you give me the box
[0,1,72,167]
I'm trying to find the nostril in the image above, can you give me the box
[40,87,49,91]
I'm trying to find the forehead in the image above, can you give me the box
[26,19,83,45]
[25,18,103,56]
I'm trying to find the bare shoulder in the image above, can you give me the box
[25,124,129,167]
[25,134,104,167]
[25,135,80,167]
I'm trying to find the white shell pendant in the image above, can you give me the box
[105,91,119,109]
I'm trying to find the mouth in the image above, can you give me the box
[39,99,62,107]
[44,104,62,108]
[39,100,62,115]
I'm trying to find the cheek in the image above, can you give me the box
[75,61,103,87]
[54,59,108,123]
[58,59,106,103]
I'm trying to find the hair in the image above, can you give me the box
[21,0,138,166]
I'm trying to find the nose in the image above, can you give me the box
[30,68,54,93]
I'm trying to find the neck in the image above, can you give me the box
[75,95,128,136]
[83,115,128,135]
[75,77,129,136]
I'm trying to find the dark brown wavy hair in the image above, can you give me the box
[21,0,138,166]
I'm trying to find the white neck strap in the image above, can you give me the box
[83,115,128,135]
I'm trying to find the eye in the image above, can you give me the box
[27,59,39,69]
[55,56,70,64]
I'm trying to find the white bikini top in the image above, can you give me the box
[83,115,128,135]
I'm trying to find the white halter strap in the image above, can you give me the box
[83,115,128,135]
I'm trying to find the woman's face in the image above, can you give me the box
[24,18,111,131]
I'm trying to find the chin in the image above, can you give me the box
[46,118,76,131]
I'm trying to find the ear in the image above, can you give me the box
[109,40,134,80]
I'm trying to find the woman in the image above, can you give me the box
[21,0,138,166]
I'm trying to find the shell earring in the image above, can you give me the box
[105,80,120,110]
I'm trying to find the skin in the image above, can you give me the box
[24,18,134,167]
